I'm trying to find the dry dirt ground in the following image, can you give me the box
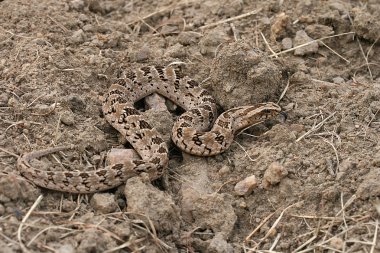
[1,0,380,252]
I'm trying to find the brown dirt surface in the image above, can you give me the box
[1,0,380,252]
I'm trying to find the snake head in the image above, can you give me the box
[255,102,282,120]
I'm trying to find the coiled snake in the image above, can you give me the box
[17,65,281,193]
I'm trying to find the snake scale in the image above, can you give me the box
[17,65,282,193]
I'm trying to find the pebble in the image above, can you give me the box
[106,148,139,166]
[262,162,288,189]
[57,244,76,253]
[305,24,334,38]
[329,237,344,250]
[238,201,247,209]
[61,199,77,212]
[234,175,258,196]
[281,37,292,50]
[82,24,94,32]
[163,43,187,58]
[69,0,85,11]
[0,93,9,106]
[70,29,86,44]
[218,165,231,176]
[144,93,166,110]
[208,233,234,253]
[90,193,118,213]
[177,31,202,46]
[60,110,75,126]
[129,46,151,63]
[332,76,345,84]
[293,30,318,56]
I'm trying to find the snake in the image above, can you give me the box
[17,65,282,193]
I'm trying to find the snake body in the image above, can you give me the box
[17,65,281,193]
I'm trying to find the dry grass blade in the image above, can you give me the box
[0,147,19,158]
[271,32,355,57]
[244,202,303,252]
[278,79,290,103]
[260,32,277,57]
[27,226,74,247]
[126,212,172,251]
[318,136,340,175]
[370,219,378,253]
[199,8,262,29]
[356,37,373,80]
[244,211,276,243]
[296,112,336,142]
[293,235,318,253]
[17,194,44,253]
[103,238,146,253]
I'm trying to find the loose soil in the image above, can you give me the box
[0,0,379,252]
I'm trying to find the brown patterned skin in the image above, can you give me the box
[17,65,281,193]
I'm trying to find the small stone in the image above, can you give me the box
[78,13,88,22]
[238,201,247,209]
[91,155,101,165]
[90,193,118,213]
[57,244,76,253]
[281,37,292,50]
[0,92,9,106]
[177,31,201,46]
[332,76,344,84]
[82,24,94,32]
[218,165,231,176]
[329,237,344,250]
[69,0,85,11]
[208,233,234,253]
[129,46,151,63]
[293,30,318,56]
[144,93,166,110]
[262,162,288,189]
[60,110,75,126]
[234,175,258,196]
[61,199,77,212]
[164,43,187,58]
[283,102,295,111]
[305,24,334,38]
[70,29,86,44]
[106,148,139,166]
